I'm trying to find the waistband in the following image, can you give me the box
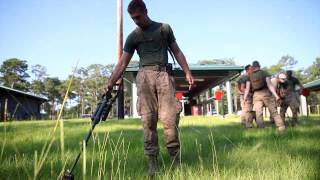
[141,64,170,72]
[253,87,268,92]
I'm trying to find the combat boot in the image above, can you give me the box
[277,126,286,134]
[148,155,157,179]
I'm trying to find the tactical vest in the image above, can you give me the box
[249,70,267,91]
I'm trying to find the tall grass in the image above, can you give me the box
[0,115,319,179]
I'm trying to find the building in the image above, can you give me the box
[0,85,48,121]
[300,79,320,115]
[124,64,243,117]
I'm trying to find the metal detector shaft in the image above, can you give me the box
[68,123,97,174]
[64,85,120,177]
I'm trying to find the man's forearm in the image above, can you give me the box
[108,62,126,86]
[243,82,250,101]
[106,52,132,90]
[268,84,279,98]
[266,77,279,99]
[175,51,191,75]
[169,42,193,89]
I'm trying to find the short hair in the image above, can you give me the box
[252,61,260,67]
[244,64,251,71]
[127,0,146,13]
[278,72,287,80]
[286,70,293,77]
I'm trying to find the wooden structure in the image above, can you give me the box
[0,85,47,121]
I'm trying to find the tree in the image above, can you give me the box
[30,64,47,95]
[43,77,62,119]
[30,80,45,95]
[306,57,320,81]
[293,69,308,84]
[278,54,298,70]
[264,54,298,75]
[263,64,284,75]
[74,64,111,116]
[0,58,30,90]
[197,58,236,65]
[31,64,47,81]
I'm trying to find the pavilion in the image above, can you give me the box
[300,79,320,115]
[124,64,243,117]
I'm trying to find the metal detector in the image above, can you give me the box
[59,84,121,180]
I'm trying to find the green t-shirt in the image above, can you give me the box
[237,74,250,94]
[123,21,176,66]
[238,74,249,84]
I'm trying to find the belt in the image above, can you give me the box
[254,87,268,92]
[142,64,168,72]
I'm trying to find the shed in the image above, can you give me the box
[0,85,48,121]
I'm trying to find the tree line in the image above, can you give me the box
[0,55,319,119]
[0,58,124,119]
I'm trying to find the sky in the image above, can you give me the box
[0,0,319,80]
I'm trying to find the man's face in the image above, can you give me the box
[278,74,287,83]
[279,77,287,83]
[246,66,253,74]
[252,66,260,72]
[129,9,148,28]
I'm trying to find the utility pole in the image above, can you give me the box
[116,0,124,119]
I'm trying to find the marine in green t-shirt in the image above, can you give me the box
[244,60,285,131]
[105,0,194,178]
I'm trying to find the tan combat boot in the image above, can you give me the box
[148,155,157,179]
[278,126,286,132]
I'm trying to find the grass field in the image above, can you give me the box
[0,115,319,180]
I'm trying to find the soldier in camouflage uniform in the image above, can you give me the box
[244,61,285,131]
[279,70,304,126]
[270,72,287,123]
[105,0,194,177]
[238,65,255,128]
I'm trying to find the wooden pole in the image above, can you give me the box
[116,0,123,61]
[116,0,124,119]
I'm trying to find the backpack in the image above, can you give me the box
[249,70,267,91]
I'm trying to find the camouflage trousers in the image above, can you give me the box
[280,91,300,123]
[136,69,180,157]
[253,89,285,129]
[240,94,255,128]
[240,94,246,124]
